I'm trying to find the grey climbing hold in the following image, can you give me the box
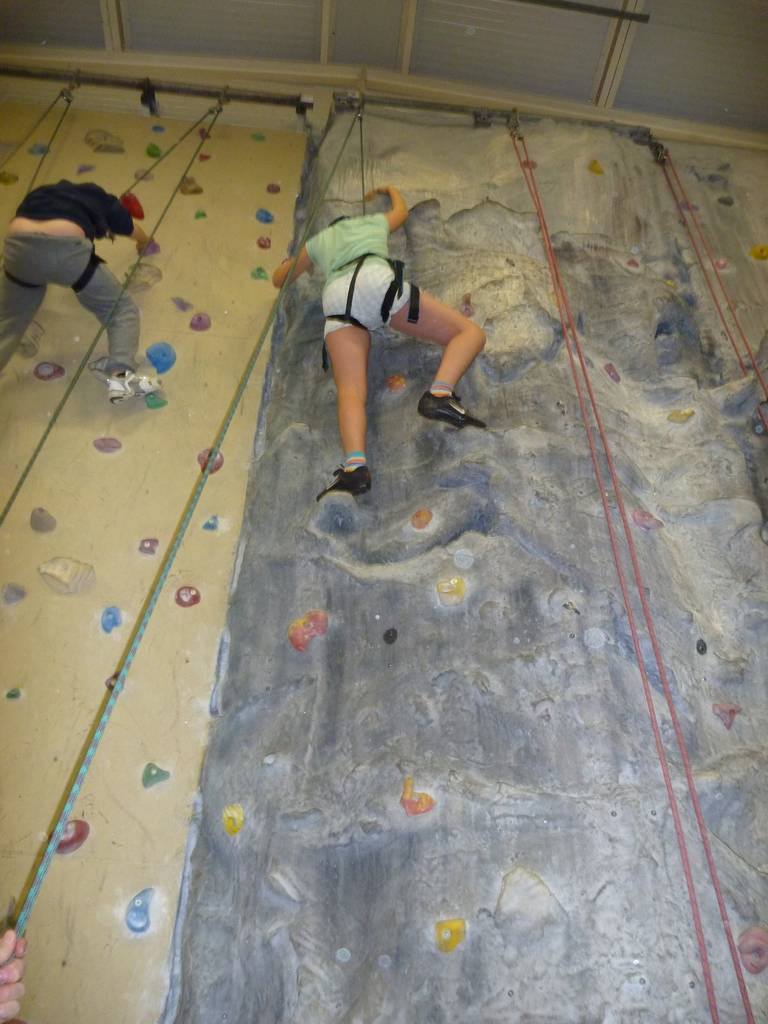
[30,507,57,532]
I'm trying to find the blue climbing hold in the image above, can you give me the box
[125,888,154,933]
[151,125,165,133]
[101,606,122,634]
[202,515,219,531]
[255,208,274,224]
[28,142,49,155]
[146,342,176,374]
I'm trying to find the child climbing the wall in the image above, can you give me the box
[0,179,161,403]
[272,183,486,500]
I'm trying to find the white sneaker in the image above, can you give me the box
[106,370,162,404]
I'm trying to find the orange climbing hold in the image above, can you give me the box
[436,576,466,606]
[411,508,432,530]
[435,918,465,953]
[387,374,406,392]
[750,244,768,260]
[288,610,328,652]
[400,776,436,816]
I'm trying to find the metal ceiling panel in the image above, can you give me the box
[332,0,404,69]
[411,0,613,101]
[0,0,104,47]
[122,0,322,60]
[614,0,768,132]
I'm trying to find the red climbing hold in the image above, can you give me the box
[387,374,407,392]
[738,927,768,975]
[257,236,272,249]
[56,819,90,855]
[197,448,224,474]
[198,153,212,162]
[288,610,328,652]
[712,702,741,729]
[175,586,201,608]
[120,192,145,220]
[604,363,621,383]
[33,362,65,381]
[631,509,663,531]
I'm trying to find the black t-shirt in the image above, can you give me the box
[15,181,133,240]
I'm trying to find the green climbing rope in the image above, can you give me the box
[0,89,70,174]
[24,89,74,196]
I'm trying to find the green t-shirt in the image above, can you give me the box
[306,213,390,285]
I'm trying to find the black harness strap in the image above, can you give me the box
[4,269,42,289]
[71,248,105,294]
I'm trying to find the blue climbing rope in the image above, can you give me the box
[0,104,223,530]
[14,107,361,936]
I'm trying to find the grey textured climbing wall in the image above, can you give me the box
[166,111,768,1023]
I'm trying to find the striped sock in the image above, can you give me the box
[430,380,454,398]
[344,451,367,472]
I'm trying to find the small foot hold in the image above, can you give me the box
[316,465,371,502]
[417,391,486,429]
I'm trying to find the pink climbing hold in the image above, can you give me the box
[197,448,224,474]
[257,236,272,249]
[460,293,474,317]
[288,610,328,652]
[199,128,211,140]
[267,183,281,193]
[190,313,211,331]
[198,153,212,162]
[627,258,640,268]
[93,437,122,454]
[738,927,768,975]
[631,509,663,531]
[139,537,159,555]
[522,159,537,170]
[604,362,621,383]
[34,362,65,381]
[712,702,741,729]
[175,586,201,608]
[56,819,90,855]
[714,257,728,270]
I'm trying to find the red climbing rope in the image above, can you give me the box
[658,150,768,431]
[511,131,756,1024]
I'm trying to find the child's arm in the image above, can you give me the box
[272,246,313,288]
[130,225,150,252]
[364,185,409,233]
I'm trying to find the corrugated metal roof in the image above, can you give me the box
[614,0,768,132]
[411,0,612,101]
[333,0,404,70]
[123,0,322,61]
[0,0,104,48]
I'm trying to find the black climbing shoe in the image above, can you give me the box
[316,465,372,502]
[417,391,486,429]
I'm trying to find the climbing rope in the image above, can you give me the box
[511,127,755,1024]
[14,107,361,937]
[0,103,223,530]
[120,105,218,198]
[358,100,366,214]
[24,88,75,196]
[650,141,768,433]
[0,89,70,174]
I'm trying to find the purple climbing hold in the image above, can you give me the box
[199,128,211,140]
[34,362,65,381]
[139,537,159,555]
[190,313,211,331]
[604,362,621,383]
[632,509,664,531]
[2,583,26,605]
[93,437,122,454]
[257,236,272,250]
[142,239,161,256]
[267,183,281,194]
[77,163,96,175]
[172,296,193,312]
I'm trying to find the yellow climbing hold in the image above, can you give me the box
[436,918,466,953]
[750,244,768,260]
[436,576,465,607]
[663,278,677,289]
[222,803,245,835]
[667,408,695,423]
[588,159,604,175]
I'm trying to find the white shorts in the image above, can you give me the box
[322,259,412,338]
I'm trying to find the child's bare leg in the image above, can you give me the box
[389,291,485,388]
[326,324,371,460]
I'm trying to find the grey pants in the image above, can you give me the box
[0,233,140,373]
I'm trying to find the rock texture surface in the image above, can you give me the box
[166,112,768,1023]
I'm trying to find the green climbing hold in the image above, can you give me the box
[6,688,21,700]
[142,762,171,788]
[251,267,269,280]
[146,143,162,158]
[0,171,19,185]
[250,132,266,142]
[145,393,167,409]
[194,210,207,220]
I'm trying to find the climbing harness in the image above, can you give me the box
[13,107,360,937]
[647,132,768,436]
[510,121,756,1024]
[0,103,225,529]
[4,246,104,293]
[322,254,420,370]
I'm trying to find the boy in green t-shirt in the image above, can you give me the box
[273,184,486,500]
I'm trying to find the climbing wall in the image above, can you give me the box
[168,109,768,1022]
[0,99,306,1021]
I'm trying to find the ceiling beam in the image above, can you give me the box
[319,0,336,64]
[398,0,419,76]
[500,0,648,21]
[98,0,126,52]
[592,0,644,107]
